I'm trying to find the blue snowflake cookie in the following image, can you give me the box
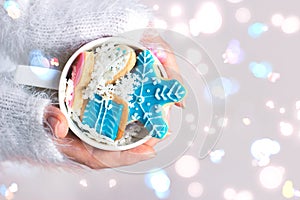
[128,50,187,139]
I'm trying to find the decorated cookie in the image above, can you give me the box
[127,50,187,139]
[64,40,186,149]
[68,51,95,115]
[81,94,128,141]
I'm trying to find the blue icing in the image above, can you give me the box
[82,94,124,140]
[129,50,187,139]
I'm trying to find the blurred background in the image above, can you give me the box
[1,0,300,199]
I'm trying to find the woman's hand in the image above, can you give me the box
[44,105,159,169]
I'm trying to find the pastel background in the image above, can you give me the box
[1,0,300,199]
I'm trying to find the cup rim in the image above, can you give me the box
[58,36,165,151]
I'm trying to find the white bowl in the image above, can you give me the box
[58,37,167,151]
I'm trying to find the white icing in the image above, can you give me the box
[71,112,115,146]
[114,72,140,102]
[131,113,140,121]
[167,82,179,101]
[95,83,115,100]
[155,88,161,100]
[83,42,133,100]
[65,79,74,112]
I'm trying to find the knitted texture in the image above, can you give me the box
[0,0,150,165]
[0,72,65,164]
[0,0,150,65]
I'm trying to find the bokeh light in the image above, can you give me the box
[249,62,272,79]
[223,40,245,64]
[266,100,275,109]
[109,179,117,188]
[297,110,300,120]
[0,185,7,197]
[296,101,300,110]
[271,13,285,27]
[242,118,251,126]
[175,155,200,178]
[235,190,253,200]
[153,4,159,11]
[235,7,251,23]
[268,72,280,83]
[279,122,294,136]
[251,138,280,167]
[188,182,204,198]
[3,0,21,19]
[248,23,268,38]
[282,180,294,199]
[79,179,88,188]
[8,183,18,193]
[209,149,225,164]
[279,107,286,114]
[155,190,170,199]
[170,5,183,17]
[224,188,253,200]
[189,18,200,36]
[28,50,60,81]
[281,16,300,34]
[295,190,300,197]
[190,2,222,35]
[0,182,19,200]
[224,188,237,200]
[226,0,244,3]
[145,170,171,199]
[259,166,285,189]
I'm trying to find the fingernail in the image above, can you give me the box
[176,101,186,109]
[146,152,156,159]
[166,132,172,137]
[47,116,60,135]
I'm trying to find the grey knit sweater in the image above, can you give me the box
[0,0,150,165]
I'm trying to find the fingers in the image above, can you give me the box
[57,133,104,169]
[91,144,156,169]
[144,132,172,147]
[142,35,181,79]
[44,105,69,138]
[141,34,185,108]
[58,132,157,169]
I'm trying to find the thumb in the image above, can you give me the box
[44,105,69,138]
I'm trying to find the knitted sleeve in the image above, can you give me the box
[0,0,150,64]
[0,60,65,164]
[0,0,150,165]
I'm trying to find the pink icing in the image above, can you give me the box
[71,53,85,86]
[68,53,85,107]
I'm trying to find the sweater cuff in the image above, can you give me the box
[0,74,67,165]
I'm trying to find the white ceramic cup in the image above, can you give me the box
[14,37,167,151]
